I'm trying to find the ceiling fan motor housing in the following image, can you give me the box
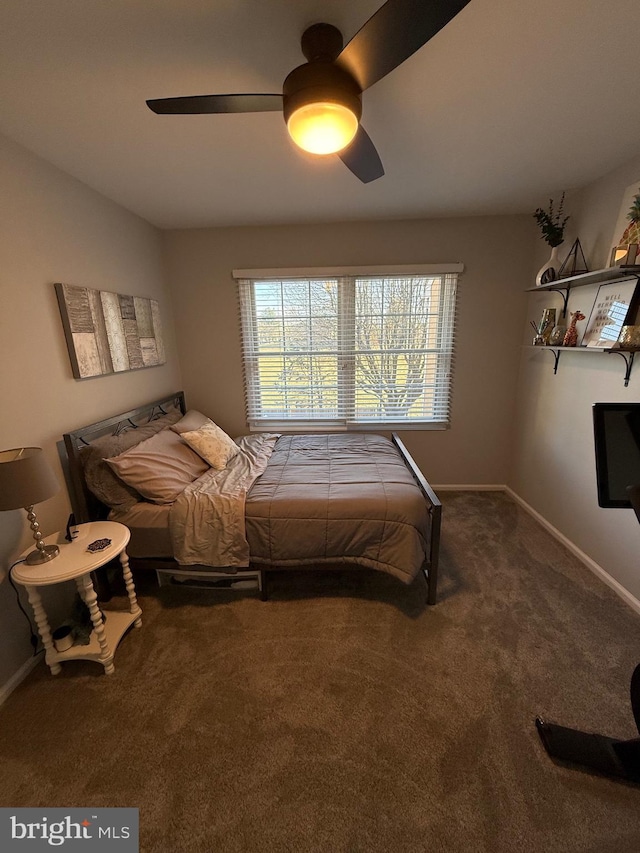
[282,62,362,126]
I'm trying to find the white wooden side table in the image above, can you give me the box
[11,521,142,676]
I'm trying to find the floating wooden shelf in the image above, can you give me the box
[526,265,640,314]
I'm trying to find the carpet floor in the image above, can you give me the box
[1,491,640,852]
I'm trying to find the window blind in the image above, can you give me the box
[237,270,459,430]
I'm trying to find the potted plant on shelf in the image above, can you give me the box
[534,192,570,286]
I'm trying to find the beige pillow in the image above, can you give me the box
[181,421,239,470]
[106,428,209,504]
[171,409,210,435]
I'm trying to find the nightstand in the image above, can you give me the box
[11,521,142,676]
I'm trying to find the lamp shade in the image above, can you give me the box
[0,447,60,511]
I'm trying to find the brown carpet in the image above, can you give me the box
[1,491,640,852]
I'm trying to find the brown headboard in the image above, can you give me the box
[58,391,186,523]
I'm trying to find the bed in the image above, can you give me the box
[59,392,441,603]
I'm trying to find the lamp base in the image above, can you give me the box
[25,544,60,566]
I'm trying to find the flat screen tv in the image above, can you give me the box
[593,403,640,512]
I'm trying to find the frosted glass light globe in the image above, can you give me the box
[287,102,358,155]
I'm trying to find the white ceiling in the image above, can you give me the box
[1,0,639,229]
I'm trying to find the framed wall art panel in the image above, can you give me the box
[609,179,640,267]
[55,283,165,379]
[582,279,638,348]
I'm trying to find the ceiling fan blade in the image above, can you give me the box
[338,126,384,184]
[146,94,283,115]
[338,0,471,91]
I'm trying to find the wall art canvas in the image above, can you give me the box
[609,179,640,266]
[55,283,165,379]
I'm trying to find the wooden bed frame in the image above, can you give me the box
[59,391,441,604]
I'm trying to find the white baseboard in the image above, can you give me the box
[434,484,640,616]
[0,654,40,707]
[505,486,640,617]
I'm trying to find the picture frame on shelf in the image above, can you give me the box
[608,179,640,267]
[609,244,639,267]
[582,279,638,348]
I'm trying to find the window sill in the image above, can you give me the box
[249,422,448,433]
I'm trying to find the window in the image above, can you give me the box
[236,265,461,430]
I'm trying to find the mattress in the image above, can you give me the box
[110,501,173,559]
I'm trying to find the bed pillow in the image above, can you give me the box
[106,428,209,504]
[80,410,183,511]
[171,409,210,436]
[180,421,239,470]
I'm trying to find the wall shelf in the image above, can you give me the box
[528,345,638,386]
[526,265,640,315]
[526,265,640,384]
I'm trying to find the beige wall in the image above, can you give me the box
[163,215,534,485]
[5,123,635,693]
[511,153,640,603]
[0,133,182,688]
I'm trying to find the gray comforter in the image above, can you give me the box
[245,434,429,583]
[171,433,429,583]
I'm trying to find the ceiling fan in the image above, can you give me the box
[146,0,471,184]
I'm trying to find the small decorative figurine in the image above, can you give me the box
[557,238,588,278]
[562,311,585,347]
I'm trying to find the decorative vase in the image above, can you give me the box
[548,324,567,346]
[536,244,563,287]
[618,325,640,348]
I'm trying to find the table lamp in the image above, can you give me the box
[0,447,60,565]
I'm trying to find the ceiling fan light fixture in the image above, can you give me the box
[146,4,474,183]
[287,101,359,155]
[282,59,362,157]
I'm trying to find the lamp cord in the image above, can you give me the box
[8,559,44,658]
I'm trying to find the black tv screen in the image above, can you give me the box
[593,403,640,509]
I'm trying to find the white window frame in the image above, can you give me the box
[234,264,463,431]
